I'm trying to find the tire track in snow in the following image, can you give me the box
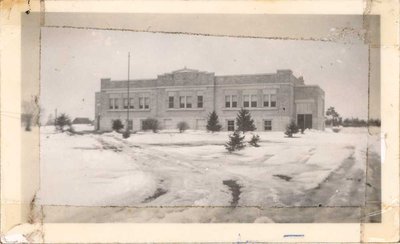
[99,134,224,206]
[108,134,201,171]
[299,150,362,208]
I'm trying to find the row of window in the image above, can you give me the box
[227,120,272,131]
[117,119,168,130]
[116,119,273,131]
[116,120,148,130]
[169,95,203,109]
[225,94,277,108]
[109,94,276,110]
[109,97,150,110]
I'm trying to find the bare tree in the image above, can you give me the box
[22,96,41,131]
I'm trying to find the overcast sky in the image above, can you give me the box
[40,27,371,121]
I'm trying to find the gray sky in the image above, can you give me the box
[40,27,371,121]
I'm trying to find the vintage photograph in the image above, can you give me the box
[30,15,381,224]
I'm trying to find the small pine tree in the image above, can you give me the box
[326,107,340,127]
[225,131,246,153]
[248,134,260,147]
[55,113,71,132]
[206,111,222,132]
[177,121,189,133]
[236,108,256,133]
[112,119,124,132]
[284,120,298,138]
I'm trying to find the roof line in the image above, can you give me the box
[102,69,296,81]
[215,73,276,78]
[107,78,157,82]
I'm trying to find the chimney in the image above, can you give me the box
[101,78,111,89]
[276,69,293,82]
[277,69,293,76]
[298,76,305,85]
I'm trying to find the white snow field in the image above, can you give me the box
[36,126,381,223]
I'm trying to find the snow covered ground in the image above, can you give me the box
[36,126,381,223]
[70,124,95,132]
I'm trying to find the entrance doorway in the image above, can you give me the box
[297,114,312,131]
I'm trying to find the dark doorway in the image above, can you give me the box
[297,114,312,130]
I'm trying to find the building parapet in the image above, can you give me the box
[100,68,306,90]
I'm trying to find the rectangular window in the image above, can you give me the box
[227,120,235,131]
[127,120,133,130]
[178,96,194,109]
[129,98,134,109]
[232,95,238,108]
[270,95,277,107]
[226,95,238,108]
[114,98,119,109]
[168,96,174,108]
[263,94,269,107]
[180,96,185,108]
[139,97,144,109]
[138,96,150,109]
[243,95,250,108]
[109,98,114,109]
[123,98,128,109]
[186,96,192,108]
[251,95,257,107]
[264,120,272,131]
[197,96,203,108]
[225,95,231,108]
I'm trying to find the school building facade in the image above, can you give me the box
[94,68,325,132]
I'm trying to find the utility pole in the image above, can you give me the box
[127,52,130,129]
[123,52,131,138]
